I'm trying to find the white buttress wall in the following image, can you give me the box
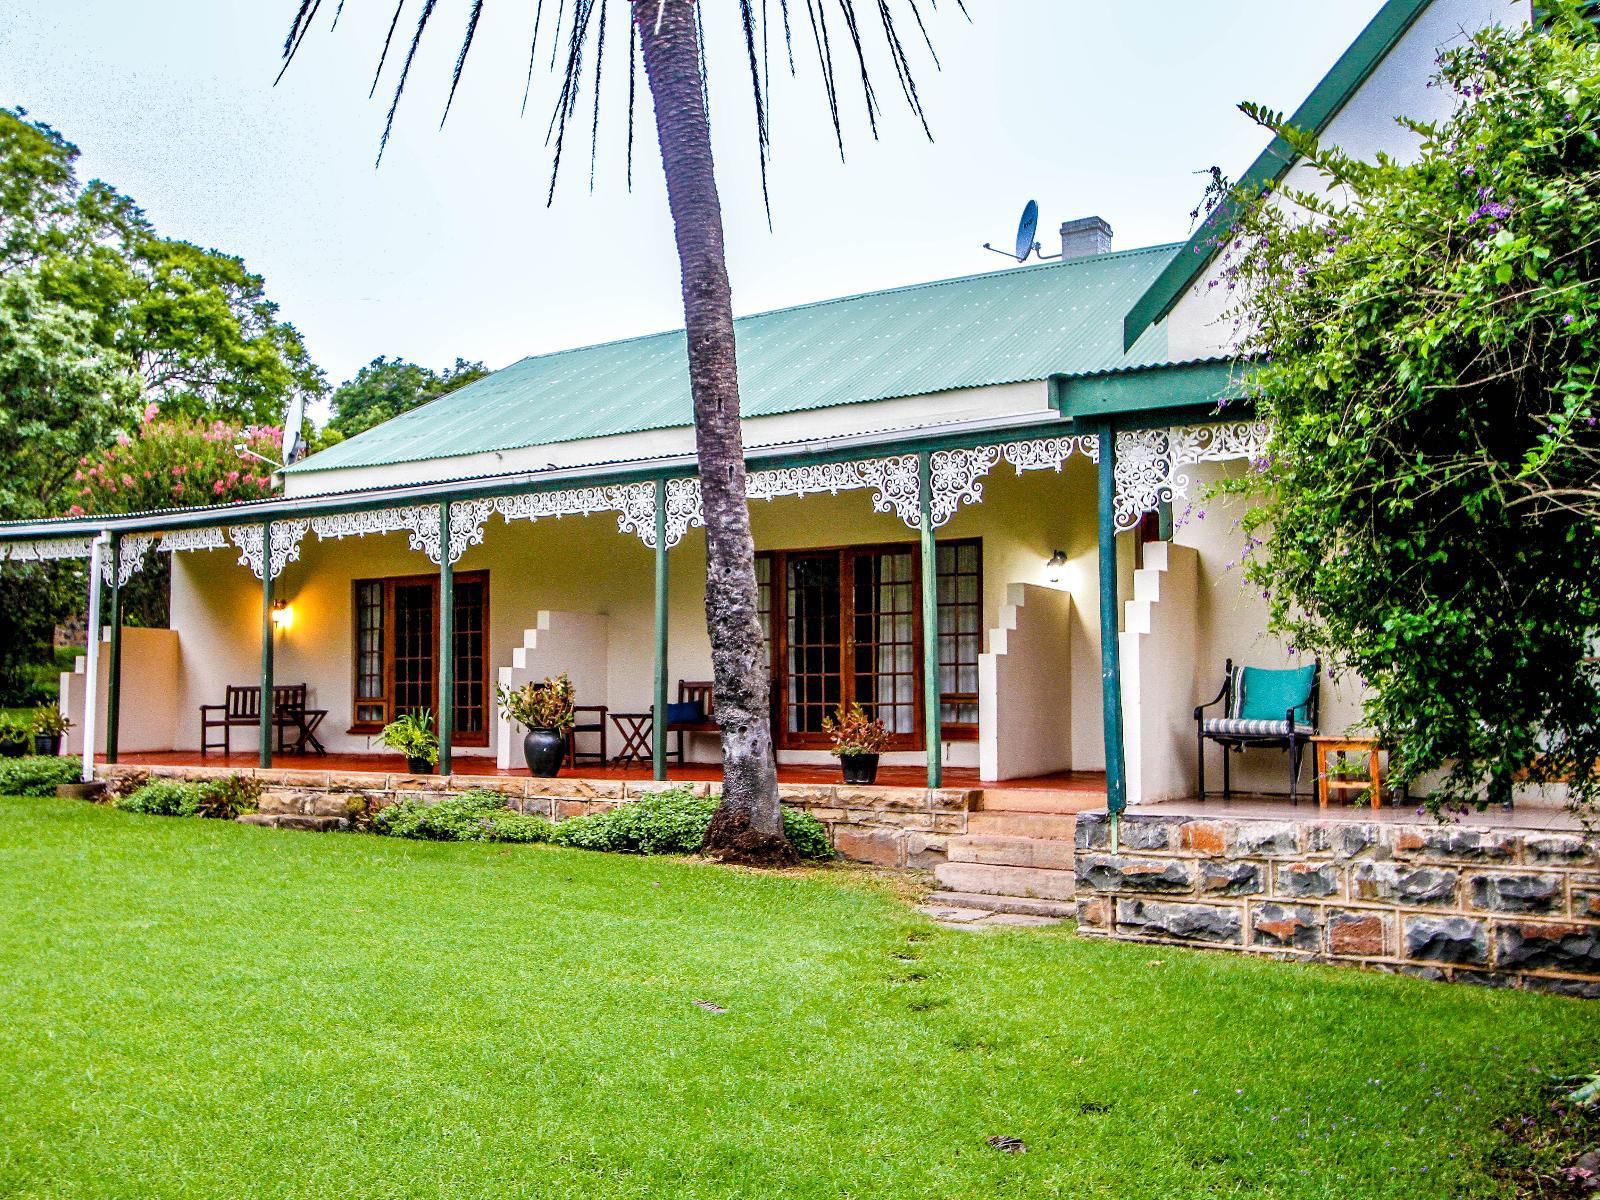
[62,626,180,755]
[978,583,1074,781]
[494,612,610,768]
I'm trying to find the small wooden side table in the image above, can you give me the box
[609,711,654,766]
[1311,735,1383,809]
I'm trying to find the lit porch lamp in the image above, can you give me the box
[1044,549,1069,584]
[271,598,294,633]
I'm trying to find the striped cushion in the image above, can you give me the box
[1204,718,1316,738]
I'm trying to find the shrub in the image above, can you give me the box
[551,788,833,860]
[371,789,553,844]
[111,774,258,819]
[0,755,83,796]
[114,780,204,817]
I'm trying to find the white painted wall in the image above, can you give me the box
[1164,0,1530,362]
[1120,542,1201,805]
[494,611,610,769]
[978,584,1074,781]
[62,626,180,755]
[285,382,1053,498]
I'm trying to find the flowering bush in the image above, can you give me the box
[67,409,282,516]
[1213,6,1600,813]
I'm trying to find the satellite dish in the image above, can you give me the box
[1014,199,1039,263]
[282,393,307,466]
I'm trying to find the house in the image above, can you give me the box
[0,0,1527,807]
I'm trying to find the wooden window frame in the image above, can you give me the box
[936,538,983,742]
[347,570,490,746]
[757,539,983,752]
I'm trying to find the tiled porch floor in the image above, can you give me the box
[110,751,1108,796]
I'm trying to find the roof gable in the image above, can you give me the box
[1121,0,1436,350]
[291,243,1178,476]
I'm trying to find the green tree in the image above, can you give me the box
[0,107,325,430]
[1218,6,1600,813]
[280,1,952,864]
[322,355,488,443]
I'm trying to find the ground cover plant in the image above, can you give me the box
[1,794,1596,1199]
[0,755,79,796]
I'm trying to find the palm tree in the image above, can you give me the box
[278,0,956,864]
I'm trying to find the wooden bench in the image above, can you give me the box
[664,680,717,764]
[200,684,327,756]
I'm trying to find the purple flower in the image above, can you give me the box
[1563,314,1575,326]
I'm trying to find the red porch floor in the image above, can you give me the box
[109,750,1108,795]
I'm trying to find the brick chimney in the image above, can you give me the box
[1060,215,1113,258]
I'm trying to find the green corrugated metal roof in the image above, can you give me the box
[291,242,1180,475]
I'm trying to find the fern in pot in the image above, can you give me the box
[498,674,576,777]
[379,710,439,775]
[824,702,890,785]
[30,707,72,757]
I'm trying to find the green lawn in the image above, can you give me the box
[0,797,1594,1199]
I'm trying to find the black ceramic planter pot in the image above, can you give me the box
[840,753,880,785]
[523,728,566,778]
[406,756,434,775]
[33,734,61,757]
[0,742,25,759]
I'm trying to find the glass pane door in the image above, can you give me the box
[392,582,435,717]
[784,553,841,738]
[851,548,917,735]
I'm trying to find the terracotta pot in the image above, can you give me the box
[523,728,566,778]
[840,753,880,785]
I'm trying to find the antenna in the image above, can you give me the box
[282,393,307,466]
[983,199,1062,263]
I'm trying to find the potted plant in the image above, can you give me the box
[498,674,576,777]
[824,702,890,785]
[379,710,439,775]
[30,707,71,757]
[0,715,29,759]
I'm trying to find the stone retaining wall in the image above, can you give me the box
[95,764,972,869]
[1074,811,1600,997]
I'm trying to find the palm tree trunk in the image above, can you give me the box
[634,0,793,865]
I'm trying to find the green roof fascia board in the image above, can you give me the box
[1053,360,1248,420]
[1121,0,1435,350]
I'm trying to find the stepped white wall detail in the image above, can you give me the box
[495,611,610,768]
[978,583,1074,782]
[1119,541,1201,805]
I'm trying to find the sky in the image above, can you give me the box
[2,1,1389,411]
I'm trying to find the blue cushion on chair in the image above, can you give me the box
[666,701,705,725]
[1238,665,1317,724]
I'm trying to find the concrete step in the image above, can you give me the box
[238,813,347,832]
[924,890,1077,918]
[978,789,1103,815]
[965,811,1078,840]
[947,834,1074,871]
[933,861,1076,901]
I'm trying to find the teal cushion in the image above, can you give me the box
[1237,665,1316,725]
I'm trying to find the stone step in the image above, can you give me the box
[238,813,347,832]
[965,811,1079,840]
[924,890,1078,918]
[933,861,1076,901]
[978,790,1103,815]
[946,834,1074,871]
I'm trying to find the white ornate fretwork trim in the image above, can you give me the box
[1003,434,1100,473]
[746,454,925,527]
[159,527,229,554]
[102,534,156,588]
[228,520,310,581]
[308,503,490,565]
[1,537,96,564]
[1113,421,1271,530]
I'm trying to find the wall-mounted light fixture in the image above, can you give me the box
[271,599,293,632]
[1045,549,1069,584]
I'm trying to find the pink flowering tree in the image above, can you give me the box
[68,409,284,625]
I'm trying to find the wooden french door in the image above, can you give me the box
[350,571,490,745]
[764,544,923,751]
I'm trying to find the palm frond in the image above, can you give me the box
[278,0,955,208]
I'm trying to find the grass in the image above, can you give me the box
[0,797,1595,1199]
